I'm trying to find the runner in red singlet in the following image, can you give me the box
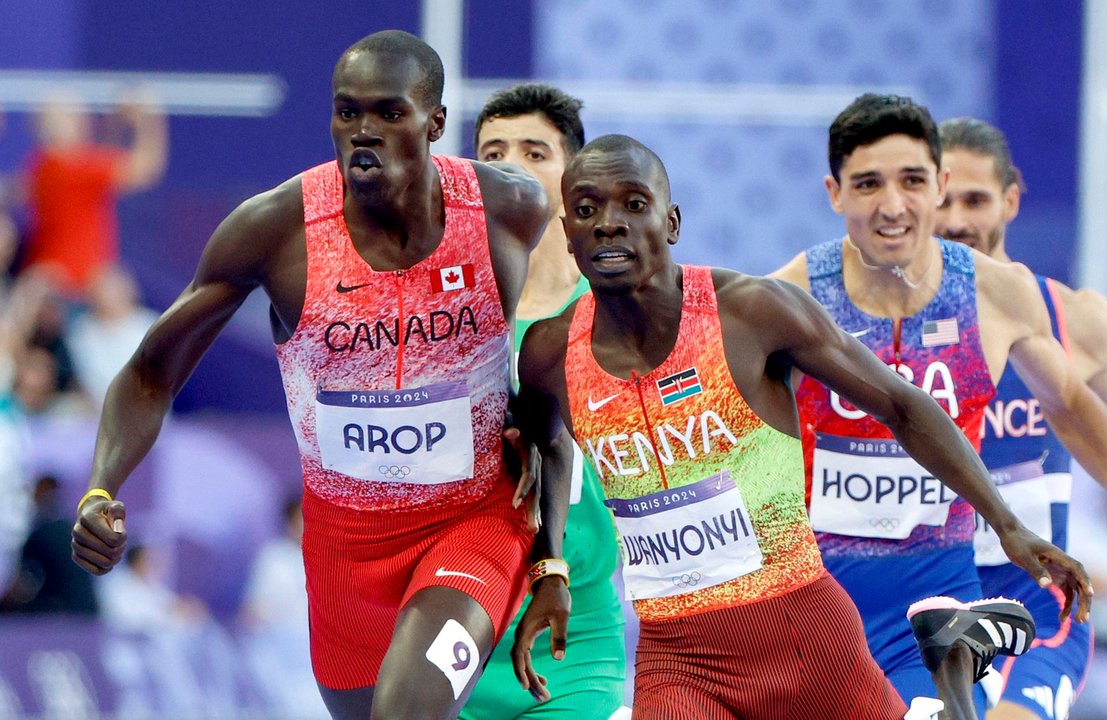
[512,134,1093,720]
[70,30,574,720]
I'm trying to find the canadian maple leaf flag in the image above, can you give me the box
[430,264,475,293]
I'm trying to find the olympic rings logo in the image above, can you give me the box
[869,517,901,531]
[379,465,412,479]
[672,571,702,588]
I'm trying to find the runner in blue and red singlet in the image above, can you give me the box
[773,94,1100,717]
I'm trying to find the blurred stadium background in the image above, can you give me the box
[0,0,1105,717]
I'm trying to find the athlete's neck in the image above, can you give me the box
[517,222,581,321]
[591,264,684,378]
[842,236,943,318]
[343,164,445,267]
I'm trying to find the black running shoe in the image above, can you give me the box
[906,596,1036,683]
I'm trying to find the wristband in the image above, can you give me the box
[528,558,570,593]
[77,488,113,512]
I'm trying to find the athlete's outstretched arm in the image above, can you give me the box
[71,185,294,576]
[764,279,1093,622]
[510,316,574,702]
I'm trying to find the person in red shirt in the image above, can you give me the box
[23,92,167,297]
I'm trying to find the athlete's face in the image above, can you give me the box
[935,148,1019,257]
[330,50,445,204]
[476,113,568,223]
[825,134,948,269]
[561,148,679,294]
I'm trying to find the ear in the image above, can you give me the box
[1002,182,1021,224]
[667,204,681,245]
[824,175,844,214]
[562,214,572,254]
[428,105,447,142]
[934,165,950,207]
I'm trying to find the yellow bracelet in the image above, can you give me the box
[527,558,570,593]
[77,488,113,512]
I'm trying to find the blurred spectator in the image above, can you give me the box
[97,543,208,633]
[0,474,97,613]
[0,402,29,596]
[0,261,47,592]
[22,90,167,299]
[239,496,328,718]
[8,277,93,417]
[0,212,16,283]
[240,497,306,632]
[13,345,91,417]
[67,265,158,406]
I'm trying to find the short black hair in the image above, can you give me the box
[474,83,586,155]
[567,134,671,199]
[828,94,941,181]
[337,30,444,108]
[938,117,1025,192]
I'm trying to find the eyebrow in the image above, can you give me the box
[847,170,880,182]
[847,166,929,181]
[478,138,554,152]
[568,179,654,195]
[333,93,409,106]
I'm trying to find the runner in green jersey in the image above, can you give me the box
[461,84,627,720]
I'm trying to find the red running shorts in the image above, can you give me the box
[632,572,908,720]
[301,481,532,690]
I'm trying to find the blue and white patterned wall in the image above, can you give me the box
[535,0,995,274]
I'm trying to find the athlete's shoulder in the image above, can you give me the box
[522,303,576,358]
[1054,282,1107,363]
[767,251,810,289]
[223,174,305,238]
[469,159,547,254]
[1050,278,1107,317]
[197,175,304,287]
[975,253,1039,303]
[472,160,547,214]
[711,267,819,334]
[518,305,575,392]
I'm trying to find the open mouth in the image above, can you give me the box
[875,226,909,239]
[591,246,636,273]
[349,149,382,176]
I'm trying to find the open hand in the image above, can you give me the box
[511,577,571,701]
[1001,525,1093,623]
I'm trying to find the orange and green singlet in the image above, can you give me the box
[565,265,825,623]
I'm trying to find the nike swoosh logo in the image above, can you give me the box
[587,393,620,412]
[434,568,487,585]
[849,328,872,338]
[336,281,373,293]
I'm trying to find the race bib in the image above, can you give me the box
[605,472,763,601]
[973,460,1053,567]
[315,381,474,485]
[810,434,956,540]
